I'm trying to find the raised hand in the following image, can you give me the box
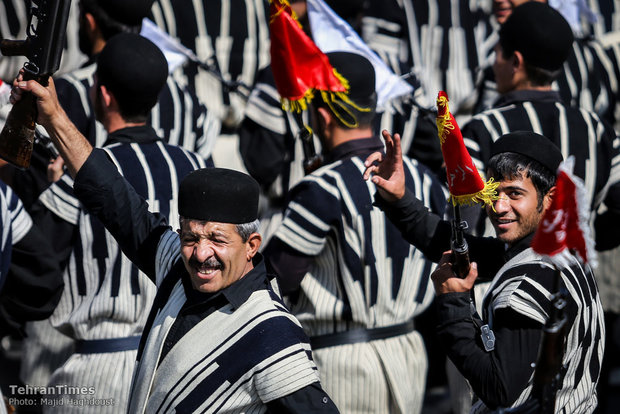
[363,129,406,202]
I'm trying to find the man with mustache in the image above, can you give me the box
[363,130,605,412]
[9,42,338,413]
[19,33,208,412]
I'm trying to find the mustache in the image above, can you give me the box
[190,258,222,269]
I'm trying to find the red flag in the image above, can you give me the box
[531,158,597,267]
[269,0,348,112]
[436,91,498,206]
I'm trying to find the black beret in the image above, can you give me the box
[499,2,574,71]
[96,33,168,109]
[178,168,260,224]
[326,51,375,102]
[85,0,156,27]
[490,131,563,172]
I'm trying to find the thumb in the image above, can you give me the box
[371,175,390,189]
[465,262,479,286]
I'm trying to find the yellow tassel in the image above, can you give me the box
[269,0,304,28]
[436,95,454,146]
[280,89,315,113]
[449,177,500,208]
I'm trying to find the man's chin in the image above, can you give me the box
[193,281,221,294]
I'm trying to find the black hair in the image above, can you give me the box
[497,43,562,86]
[523,61,563,86]
[81,0,141,40]
[487,152,556,210]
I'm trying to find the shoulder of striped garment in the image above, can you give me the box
[486,248,564,324]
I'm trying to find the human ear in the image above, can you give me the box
[513,50,525,72]
[317,106,333,130]
[543,186,556,211]
[245,233,262,261]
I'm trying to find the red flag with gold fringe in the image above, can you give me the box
[531,157,597,268]
[436,91,498,206]
[269,0,349,112]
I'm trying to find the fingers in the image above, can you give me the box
[363,152,384,180]
[392,132,403,160]
[437,251,452,266]
[17,79,47,97]
[364,151,384,168]
[47,155,65,183]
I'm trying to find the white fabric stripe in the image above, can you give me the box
[522,102,543,135]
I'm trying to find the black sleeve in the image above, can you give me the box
[238,117,289,191]
[72,149,170,280]
[436,292,543,409]
[265,382,340,413]
[0,224,64,338]
[593,129,620,250]
[263,237,315,296]
[29,198,76,270]
[373,189,505,279]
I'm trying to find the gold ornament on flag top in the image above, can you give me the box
[436,91,499,207]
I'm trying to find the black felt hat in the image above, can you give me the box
[490,131,563,172]
[96,33,168,110]
[499,2,574,71]
[84,0,156,27]
[326,51,376,103]
[178,168,260,224]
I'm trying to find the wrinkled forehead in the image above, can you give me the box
[179,218,237,234]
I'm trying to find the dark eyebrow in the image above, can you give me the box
[502,185,529,193]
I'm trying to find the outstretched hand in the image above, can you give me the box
[431,251,478,295]
[363,130,407,202]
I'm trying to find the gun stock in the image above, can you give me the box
[0,0,71,169]
[0,66,46,168]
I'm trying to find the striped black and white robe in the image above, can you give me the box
[35,131,206,413]
[0,183,13,414]
[0,181,31,291]
[361,0,495,117]
[271,146,448,413]
[68,149,325,413]
[0,182,65,402]
[474,35,620,130]
[6,60,218,210]
[465,248,605,413]
[53,62,220,159]
[150,0,270,131]
[239,65,439,247]
[598,30,620,132]
[462,90,620,243]
[584,0,620,37]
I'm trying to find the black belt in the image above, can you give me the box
[75,336,141,354]
[309,320,415,350]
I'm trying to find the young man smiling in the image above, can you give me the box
[363,130,604,412]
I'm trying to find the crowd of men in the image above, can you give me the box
[0,0,619,413]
